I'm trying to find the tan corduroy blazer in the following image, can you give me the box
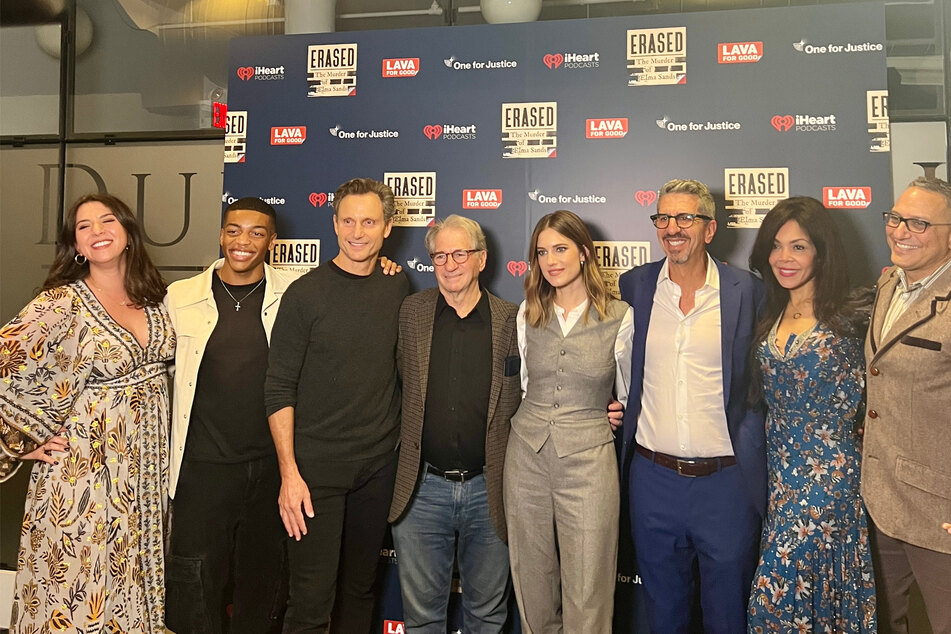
[862,264,951,554]
[388,287,520,542]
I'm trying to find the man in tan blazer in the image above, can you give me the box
[388,215,521,633]
[863,176,951,634]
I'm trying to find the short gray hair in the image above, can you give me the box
[908,176,951,210]
[424,214,487,253]
[658,179,716,217]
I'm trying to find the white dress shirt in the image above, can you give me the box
[517,299,634,407]
[635,254,734,458]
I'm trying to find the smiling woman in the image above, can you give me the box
[0,193,175,632]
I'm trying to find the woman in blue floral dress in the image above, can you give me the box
[746,197,876,633]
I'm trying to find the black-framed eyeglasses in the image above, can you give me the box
[882,211,951,234]
[430,249,482,266]
[649,213,712,229]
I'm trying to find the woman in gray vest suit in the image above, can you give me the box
[504,210,632,633]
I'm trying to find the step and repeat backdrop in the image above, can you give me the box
[225,3,890,631]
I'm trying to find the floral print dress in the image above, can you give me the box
[0,282,175,633]
[747,321,876,633]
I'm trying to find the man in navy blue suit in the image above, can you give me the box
[618,179,766,633]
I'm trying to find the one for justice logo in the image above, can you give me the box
[627,27,686,86]
[307,43,357,97]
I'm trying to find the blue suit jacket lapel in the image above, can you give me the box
[716,259,740,415]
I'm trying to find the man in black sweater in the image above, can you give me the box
[265,178,409,633]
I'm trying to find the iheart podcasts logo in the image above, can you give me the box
[634,190,657,206]
[507,261,528,277]
[423,125,443,140]
[237,67,254,80]
[309,192,328,208]
[543,54,564,69]
[771,115,795,132]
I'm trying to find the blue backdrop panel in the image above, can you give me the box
[225,5,889,632]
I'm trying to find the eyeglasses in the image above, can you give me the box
[430,249,482,266]
[882,211,951,234]
[649,213,712,229]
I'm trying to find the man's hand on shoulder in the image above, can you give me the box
[278,471,314,541]
[379,256,402,275]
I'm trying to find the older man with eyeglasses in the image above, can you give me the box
[617,179,767,633]
[863,176,951,634]
[388,215,521,633]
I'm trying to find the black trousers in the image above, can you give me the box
[283,451,397,634]
[166,455,288,634]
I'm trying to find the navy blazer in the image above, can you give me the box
[617,257,767,517]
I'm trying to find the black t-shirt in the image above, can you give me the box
[184,275,273,463]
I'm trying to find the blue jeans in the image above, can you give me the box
[391,469,511,634]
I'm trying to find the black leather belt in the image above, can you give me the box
[426,465,484,482]
[636,444,736,477]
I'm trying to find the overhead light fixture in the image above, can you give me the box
[35,5,93,58]
[480,0,543,23]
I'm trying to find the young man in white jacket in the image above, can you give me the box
[164,197,300,633]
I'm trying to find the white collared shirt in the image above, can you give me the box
[881,256,951,338]
[635,254,733,457]
[517,299,634,407]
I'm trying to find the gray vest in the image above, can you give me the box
[512,299,627,458]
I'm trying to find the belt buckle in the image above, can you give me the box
[443,469,466,482]
[676,459,698,478]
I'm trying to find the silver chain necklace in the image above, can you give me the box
[217,274,265,311]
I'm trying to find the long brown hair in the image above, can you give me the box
[43,193,167,307]
[524,210,614,328]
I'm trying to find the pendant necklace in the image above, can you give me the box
[218,274,264,311]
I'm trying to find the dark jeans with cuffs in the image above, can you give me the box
[166,455,288,634]
[283,451,398,634]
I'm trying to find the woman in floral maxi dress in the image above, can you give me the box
[746,197,876,633]
[0,193,174,633]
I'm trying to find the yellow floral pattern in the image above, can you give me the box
[1,283,174,633]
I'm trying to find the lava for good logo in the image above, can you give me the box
[792,39,884,55]
[586,118,628,139]
[423,125,443,140]
[657,115,741,132]
[463,189,502,209]
[627,27,686,86]
[384,172,436,227]
[770,114,836,132]
[237,66,254,80]
[823,187,872,209]
[770,116,795,132]
[866,90,889,153]
[270,239,320,273]
[507,261,528,277]
[543,54,564,69]
[271,126,306,146]
[307,43,357,97]
[224,111,247,164]
[718,42,763,64]
[502,102,557,159]
[724,167,790,228]
[382,58,419,78]
[308,192,330,208]
[594,241,651,295]
[383,620,405,634]
[634,190,657,206]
